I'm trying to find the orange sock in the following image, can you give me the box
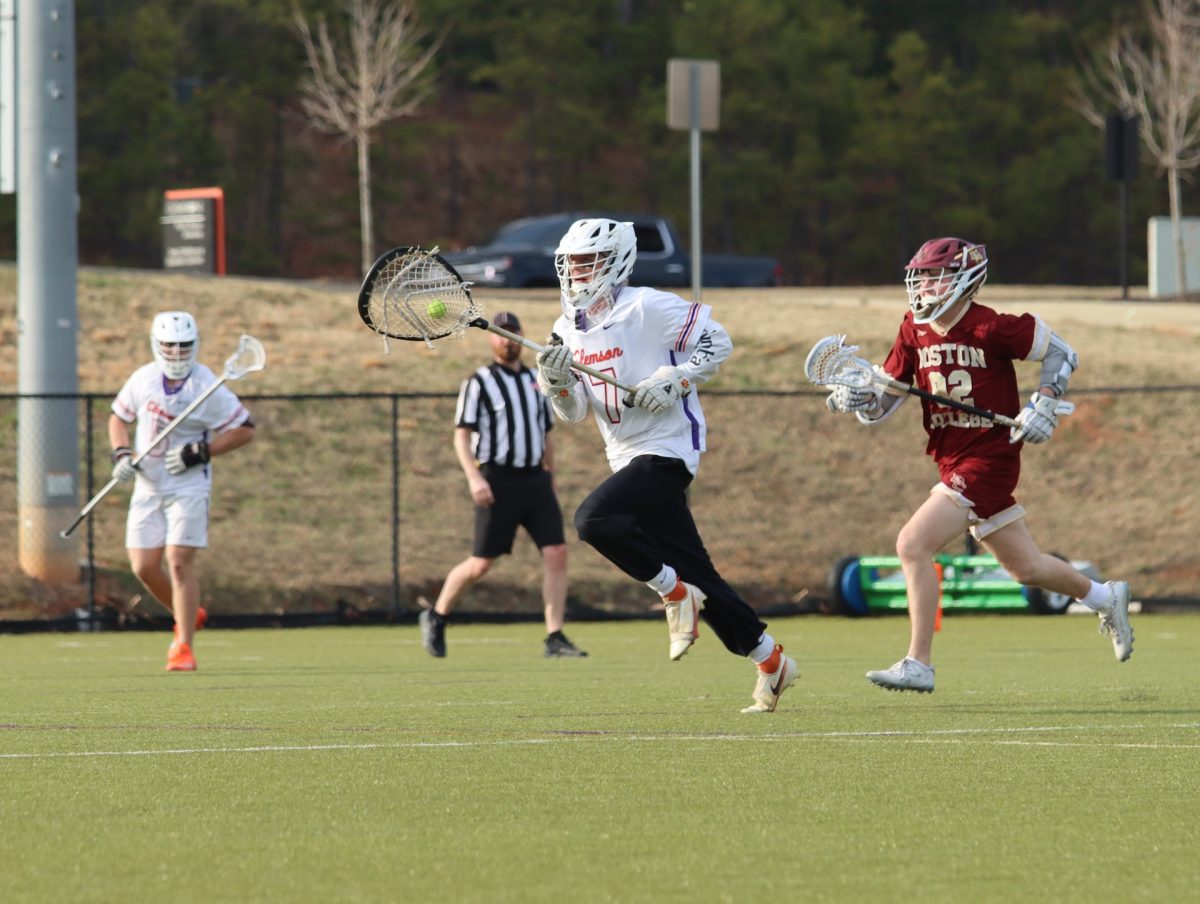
[663,581,688,602]
[758,643,783,674]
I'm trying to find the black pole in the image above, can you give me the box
[1119,180,1130,300]
[391,394,401,617]
[85,394,96,621]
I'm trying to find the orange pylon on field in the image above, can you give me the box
[934,562,944,632]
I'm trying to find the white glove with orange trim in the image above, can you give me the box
[536,335,576,398]
[632,366,692,415]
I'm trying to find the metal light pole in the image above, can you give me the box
[16,0,80,583]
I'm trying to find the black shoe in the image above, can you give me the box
[544,632,587,658]
[419,608,446,658]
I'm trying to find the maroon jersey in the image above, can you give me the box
[880,302,1042,466]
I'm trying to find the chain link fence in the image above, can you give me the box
[2,388,1198,626]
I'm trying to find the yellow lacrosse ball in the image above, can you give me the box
[426,300,448,319]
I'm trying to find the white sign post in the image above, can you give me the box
[667,59,719,302]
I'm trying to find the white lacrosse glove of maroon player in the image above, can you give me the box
[825,384,881,414]
[632,366,692,415]
[536,336,576,397]
[111,446,139,483]
[1009,392,1069,444]
[165,440,211,475]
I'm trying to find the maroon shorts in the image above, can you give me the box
[935,453,1021,520]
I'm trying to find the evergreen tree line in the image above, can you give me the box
[0,0,1193,285]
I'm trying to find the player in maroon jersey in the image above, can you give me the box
[825,237,1133,692]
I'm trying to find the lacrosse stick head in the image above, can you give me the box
[223,334,267,379]
[803,335,873,388]
[358,247,484,348]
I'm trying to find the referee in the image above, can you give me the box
[420,312,587,659]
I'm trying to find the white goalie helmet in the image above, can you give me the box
[150,311,200,380]
[904,237,988,324]
[554,218,637,326]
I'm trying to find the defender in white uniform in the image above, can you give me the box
[109,311,256,671]
[535,218,799,714]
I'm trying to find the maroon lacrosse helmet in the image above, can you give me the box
[904,237,988,323]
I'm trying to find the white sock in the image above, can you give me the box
[1079,580,1112,611]
[748,634,776,664]
[646,565,678,596]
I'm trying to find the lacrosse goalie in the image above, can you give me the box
[109,312,256,671]
[534,217,799,714]
[820,237,1132,693]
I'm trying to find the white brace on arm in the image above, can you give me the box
[1024,317,1078,397]
[1037,331,1078,397]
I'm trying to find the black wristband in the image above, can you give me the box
[111,446,134,464]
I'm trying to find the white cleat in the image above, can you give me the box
[741,647,797,714]
[866,657,935,693]
[1098,580,1134,662]
[663,583,706,660]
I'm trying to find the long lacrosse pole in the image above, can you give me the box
[61,337,264,538]
[874,374,1022,429]
[472,318,639,399]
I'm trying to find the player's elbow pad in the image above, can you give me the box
[1038,332,1078,397]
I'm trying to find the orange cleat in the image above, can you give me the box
[166,640,197,672]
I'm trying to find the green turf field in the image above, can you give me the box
[2,614,1197,903]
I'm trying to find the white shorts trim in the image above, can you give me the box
[930,482,1026,541]
[126,493,209,549]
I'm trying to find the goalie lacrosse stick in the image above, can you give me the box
[60,335,267,539]
[357,246,638,398]
[804,335,1075,428]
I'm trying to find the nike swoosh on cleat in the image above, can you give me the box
[770,662,790,696]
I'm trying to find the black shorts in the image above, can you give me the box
[474,465,566,558]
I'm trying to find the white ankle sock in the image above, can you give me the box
[748,634,776,664]
[646,565,678,596]
[1079,580,1112,611]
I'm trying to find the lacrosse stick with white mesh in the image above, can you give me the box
[60,335,267,539]
[357,246,637,396]
[804,334,1035,428]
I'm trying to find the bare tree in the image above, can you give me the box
[294,0,443,275]
[1076,0,1200,297]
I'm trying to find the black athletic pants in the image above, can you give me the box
[573,454,767,656]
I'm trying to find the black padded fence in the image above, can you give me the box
[2,387,1198,628]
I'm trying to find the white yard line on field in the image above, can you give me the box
[1,722,1198,760]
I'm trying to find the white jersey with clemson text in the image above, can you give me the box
[112,362,251,499]
[551,286,714,475]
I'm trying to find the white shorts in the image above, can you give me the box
[126,493,209,549]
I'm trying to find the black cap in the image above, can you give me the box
[492,311,522,332]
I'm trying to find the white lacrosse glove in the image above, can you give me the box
[536,336,576,397]
[1009,393,1072,445]
[165,440,211,475]
[632,366,692,415]
[825,383,881,414]
[111,447,139,483]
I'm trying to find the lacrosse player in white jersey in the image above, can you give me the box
[534,218,797,714]
[109,312,256,671]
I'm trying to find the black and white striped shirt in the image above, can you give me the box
[456,364,553,468]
